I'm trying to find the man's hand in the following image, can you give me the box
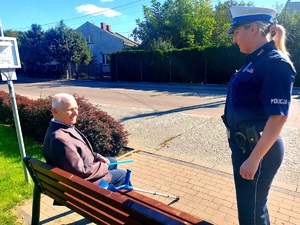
[99,156,110,164]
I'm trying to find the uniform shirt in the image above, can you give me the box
[224,41,296,131]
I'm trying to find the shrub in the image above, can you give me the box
[0,91,12,124]
[0,91,129,156]
[75,94,129,156]
[20,96,53,143]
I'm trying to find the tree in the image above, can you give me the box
[276,6,300,81]
[211,1,236,47]
[3,30,22,38]
[132,0,173,49]
[165,0,197,48]
[45,21,92,78]
[18,24,50,76]
[192,0,215,48]
[133,0,275,49]
[132,0,216,49]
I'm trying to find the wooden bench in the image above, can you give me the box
[23,156,212,225]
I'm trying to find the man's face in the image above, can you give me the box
[53,98,78,126]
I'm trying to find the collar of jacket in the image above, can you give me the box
[246,40,276,64]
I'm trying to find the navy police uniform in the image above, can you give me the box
[222,41,296,225]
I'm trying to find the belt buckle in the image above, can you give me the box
[227,129,230,139]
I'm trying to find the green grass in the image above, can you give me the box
[0,124,43,225]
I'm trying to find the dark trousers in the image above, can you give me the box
[107,157,131,187]
[229,137,284,225]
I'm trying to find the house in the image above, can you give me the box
[76,22,137,76]
[284,0,300,13]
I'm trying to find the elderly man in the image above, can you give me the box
[42,93,127,187]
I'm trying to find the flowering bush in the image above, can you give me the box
[0,91,129,156]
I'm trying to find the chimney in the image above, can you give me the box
[106,25,112,32]
[101,22,106,30]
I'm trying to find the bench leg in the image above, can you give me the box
[31,185,41,225]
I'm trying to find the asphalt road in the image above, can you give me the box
[0,78,299,187]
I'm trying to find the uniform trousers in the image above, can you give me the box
[228,137,284,225]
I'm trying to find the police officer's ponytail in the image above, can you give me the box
[257,21,292,63]
[269,21,291,59]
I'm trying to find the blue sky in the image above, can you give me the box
[0,0,289,41]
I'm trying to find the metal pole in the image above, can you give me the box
[140,59,143,82]
[100,169,179,200]
[133,187,179,200]
[204,60,207,85]
[2,71,30,183]
[0,26,29,182]
[169,56,172,83]
[0,21,4,37]
[115,55,118,81]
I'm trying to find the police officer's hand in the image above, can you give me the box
[240,158,259,180]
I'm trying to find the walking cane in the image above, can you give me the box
[132,187,179,199]
[99,169,180,200]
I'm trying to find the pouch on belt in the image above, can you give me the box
[246,125,260,151]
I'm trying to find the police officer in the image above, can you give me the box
[222,6,296,225]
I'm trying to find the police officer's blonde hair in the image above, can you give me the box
[244,21,291,62]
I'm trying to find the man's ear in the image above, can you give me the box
[51,108,57,115]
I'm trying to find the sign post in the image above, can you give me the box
[0,29,30,182]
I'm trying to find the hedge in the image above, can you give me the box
[0,91,129,156]
[110,45,300,86]
[110,46,246,84]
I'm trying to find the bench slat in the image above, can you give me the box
[31,163,174,224]
[43,183,133,224]
[120,190,203,224]
[28,158,170,224]
[35,169,146,224]
[24,156,210,225]
[64,192,127,225]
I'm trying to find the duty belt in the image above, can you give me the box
[227,129,247,142]
[221,115,261,151]
[227,125,260,152]
[227,129,248,151]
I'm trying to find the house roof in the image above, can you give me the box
[112,32,138,47]
[285,0,300,13]
[76,21,138,47]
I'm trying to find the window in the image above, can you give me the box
[85,35,94,44]
[101,54,111,65]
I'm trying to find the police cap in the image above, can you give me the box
[227,6,277,34]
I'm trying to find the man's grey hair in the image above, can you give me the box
[52,93,75,108]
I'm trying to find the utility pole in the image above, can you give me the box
[0,22,30,183]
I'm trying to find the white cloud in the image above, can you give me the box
[76,4,121,18]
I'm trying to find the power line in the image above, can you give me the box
[65,4,146,29]
[9,0,149,31]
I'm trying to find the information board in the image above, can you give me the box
[0,37,21,69]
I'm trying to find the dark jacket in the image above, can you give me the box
[42,121,112,185]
